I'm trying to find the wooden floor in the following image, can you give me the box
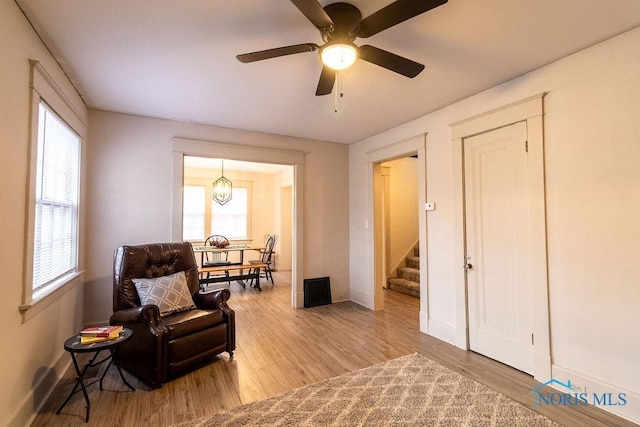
[33,271,635,426]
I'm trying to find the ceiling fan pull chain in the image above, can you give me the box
[333,69,346,114]
[334,70,339,113]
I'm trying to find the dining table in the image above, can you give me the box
[192,244,262,267]
[193,244,265,291]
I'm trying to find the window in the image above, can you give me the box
[21,60,87,316]
[211,187,249,239]
[32,102,81,291]
[181,179,251,241]
[183,185,205,240]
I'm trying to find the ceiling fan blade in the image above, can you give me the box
[237,43,319,63]
[290,0,334,29]
[315,66,336,96]
[355,0,448,38]
[359,45,425,78]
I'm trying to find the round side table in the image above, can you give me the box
[56,328,135,422]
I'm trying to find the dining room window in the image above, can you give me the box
[182,185,206,241]
[211,186,249,239]
[182,180,251,242]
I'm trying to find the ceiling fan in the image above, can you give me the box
[236,0,448,96]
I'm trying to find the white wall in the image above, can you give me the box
[0,2,87,425]
[350,27,640,422]
[84,110,350,325]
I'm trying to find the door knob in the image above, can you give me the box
[464,263,473,270]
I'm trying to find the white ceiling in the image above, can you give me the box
[15,0,640,144]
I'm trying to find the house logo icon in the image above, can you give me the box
[532,379,574,407]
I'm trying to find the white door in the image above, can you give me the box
[464,121,534,374]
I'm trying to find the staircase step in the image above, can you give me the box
[398,267,420,282]
[388,278,420,298]
[405,256,420,269]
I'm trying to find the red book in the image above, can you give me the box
[80,325,123,337]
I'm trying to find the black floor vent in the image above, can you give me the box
[303,277,332,308]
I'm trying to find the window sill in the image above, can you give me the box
[230,239,253,245]
[19,270,85,323]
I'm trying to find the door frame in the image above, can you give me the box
[450,94,551,381]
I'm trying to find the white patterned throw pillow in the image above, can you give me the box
[132,271,196,316]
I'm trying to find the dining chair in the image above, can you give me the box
[203,235,231,285]
[249,234,276,285]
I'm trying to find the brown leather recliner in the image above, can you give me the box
[110,242,235,388]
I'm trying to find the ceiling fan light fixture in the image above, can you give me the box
[320,41,358,70]
[236,0,445,95]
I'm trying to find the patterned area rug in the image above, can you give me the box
[175,353,559,426]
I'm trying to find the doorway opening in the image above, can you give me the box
[171,137,304,308]
[379,157,421,300]
[181,156,293,272]
[369,134,427,322]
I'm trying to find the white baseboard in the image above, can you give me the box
[551,364,639,424]
[349,288,373,310]
[427,319,457,346]
[9,350,71,427]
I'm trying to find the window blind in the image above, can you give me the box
[33,102,81,290]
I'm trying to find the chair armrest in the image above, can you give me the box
[110,305,167,335]
[193,288,231,311]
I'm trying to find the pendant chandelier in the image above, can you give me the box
[212,160,232,205]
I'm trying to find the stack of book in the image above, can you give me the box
[79,325,124,345]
